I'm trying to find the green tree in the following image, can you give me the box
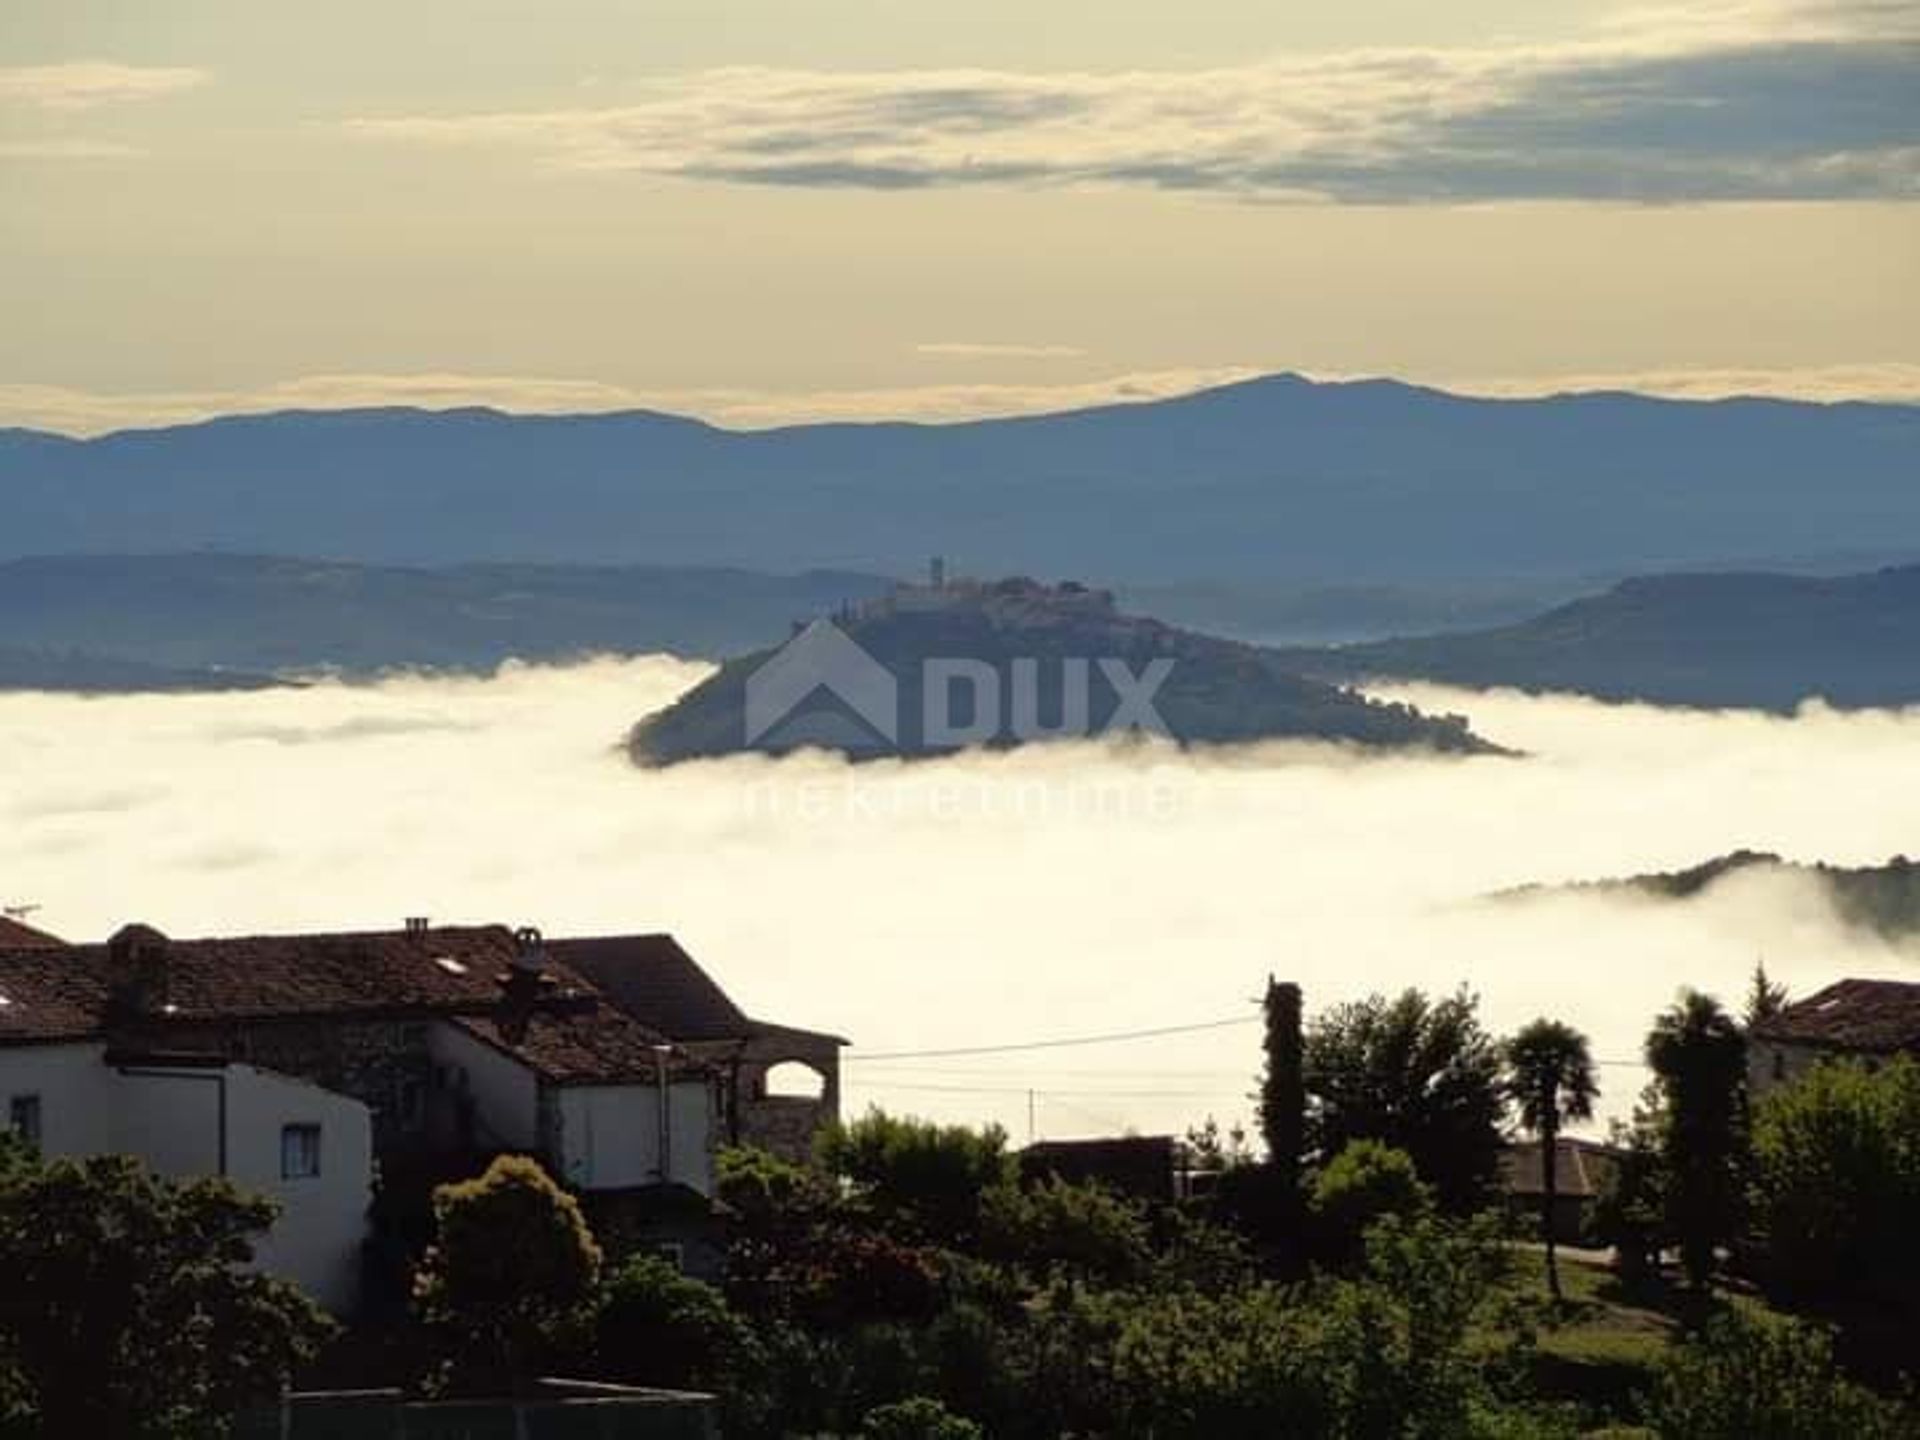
[861,1395,986,1440]
[819,1109,1014,1246]
[980,1175,1152,1286]
[1305,987,1507,1214]
[1744,961,1790,1029]
[1503,1018,1599,1301]
[1750,1056,1920,1310]
[412,1154,603,1394]
[1645,1311,1915,1439]
[1645,990,1747,1289]
[1309,1139,1433,1268]
[1260,978,1307,1202]
[1591,1087,1669,1286]
[0,1150,332,1438]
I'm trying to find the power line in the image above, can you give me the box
[845,1013,1260,1062]
[845,1078,1250,1100]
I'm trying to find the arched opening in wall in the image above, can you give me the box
[762,1060,827,1100]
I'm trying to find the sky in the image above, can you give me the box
[2,0,1918,432]
[3,659,1915,1142]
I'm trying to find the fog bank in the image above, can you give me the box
[2,660,1915,1141]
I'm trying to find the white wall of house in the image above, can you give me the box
[111,1065,224,1175]
[553,1079,714,1194]
[0,1047,372,1314]
[0,1041,114,1156]
[428,1021,540,1150]
[222,1065,372,1316]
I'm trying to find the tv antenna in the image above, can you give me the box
[2,903,41,921]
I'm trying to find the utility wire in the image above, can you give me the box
[845,1013,1259,1062]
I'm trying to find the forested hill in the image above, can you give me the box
[1500,850,1920,942]
[629,578,1499,764]
[1271,565,1920,710]
[0,554,893,679]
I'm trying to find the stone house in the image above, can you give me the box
[551,933,846,1164]
[1747,977,1920,1097]
[0,919,844,1312]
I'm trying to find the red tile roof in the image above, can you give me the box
[0,923,708,1084]
[1750,978,1920,1052]
[551,933,847,1047]
[0,915,63,949]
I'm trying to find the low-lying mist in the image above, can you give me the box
[3,658,1915,1141]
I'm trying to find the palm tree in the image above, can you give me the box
[1646,989,1747,1290]
[1505,1018,1599,1301]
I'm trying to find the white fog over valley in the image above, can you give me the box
[3,657,1915,1143]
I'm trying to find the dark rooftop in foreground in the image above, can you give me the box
[0,914,63,949]
[0,923,708,1085]
[1749,978,1920,1053]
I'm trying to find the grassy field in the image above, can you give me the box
[1492,1247,1788,1434]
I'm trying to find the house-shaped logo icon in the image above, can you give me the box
[745,620,900,749]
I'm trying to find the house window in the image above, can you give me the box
[281,1123,322,1180]
[7,1094,40,1150]
[651,1242,685,1273]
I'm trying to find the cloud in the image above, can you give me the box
[1,660,1915,1140]
[1439,362,1920,405]
[4,361,1918,439]
[342,4,1919,203]
[0,62,207,111]
[0,367,1263,436]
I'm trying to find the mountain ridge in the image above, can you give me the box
[5,373,1915,583]
[1270,563,1920,710]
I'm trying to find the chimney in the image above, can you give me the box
[405,916,431,936]
[497,926,555,1042]
[511,926,547,975]
[106,923,172,1019]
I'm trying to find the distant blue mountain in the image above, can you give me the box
[1271,564,1920,709]
[2,376,1915,582]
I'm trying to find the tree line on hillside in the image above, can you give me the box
[2,966,1917,1437]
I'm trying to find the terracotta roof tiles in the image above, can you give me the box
[1750,978,1920,1052]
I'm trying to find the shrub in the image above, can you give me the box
[0,1149,332,1437]
[980,1176,1152,1285]
[412,1155,602,1393]
[1310,1139,1433,1266]
[819,1109,1014,1245]
[1644,1311,1915,1439]
[862,1395,985,1440]
[1751,1057,1920,1310]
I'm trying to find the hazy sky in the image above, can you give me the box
[3,659,1915,1139]
[3,1,1918,431]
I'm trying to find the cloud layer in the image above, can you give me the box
[345,4,1919,203]
[0,62,206,111]
[2,660,1915,1140]
[5,361,1918,438]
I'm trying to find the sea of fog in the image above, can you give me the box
[3,656,1916,1142]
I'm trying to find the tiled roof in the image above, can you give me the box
[0,924,709,1084]
[0,926,521,1042]
[0,915,63,948]
[550,934,847,1047]
[454,1006,702,1087]
[1501,1138,1621,1200]
[547,935,751,1041]
[1750,979,1920,1052]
